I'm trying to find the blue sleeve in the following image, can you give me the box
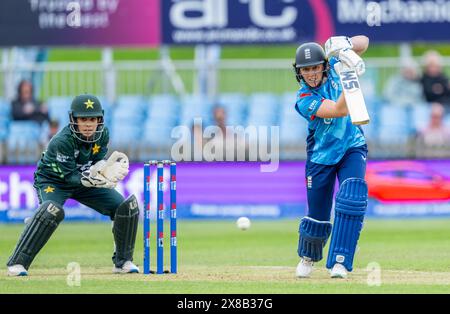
[328,56,339,77]
[295,91,325,121]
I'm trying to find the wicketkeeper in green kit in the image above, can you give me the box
[6,94,140,276]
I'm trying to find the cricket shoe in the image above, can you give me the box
[113,261,140,274]
[330,263,348,279]
[296,257,314,278]
[7,264,28,276]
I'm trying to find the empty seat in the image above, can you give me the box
[7,121,42,163]
[280,123,308,145]
[115,95,147,111]
[217,93,247,125]
[444,114,450,129]
[147,94,179,125]
[180,94,212,126]
[110,124,141,146]
[0,99,11,140]
[0,98,11,116]
[47,96,72,128]
[411,103,430,132]
[112,95,148,129]
[378,105,409,128]
[377,105,411,143]
[279,92,308,145]
[0,117,9,140]
[142,124,174,146]
[246,93,279,126]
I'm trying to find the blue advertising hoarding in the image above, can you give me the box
[162,0,450,45]
[1,0,449,46]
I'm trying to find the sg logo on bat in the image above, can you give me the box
[340,70,360,92]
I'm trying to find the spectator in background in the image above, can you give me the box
[416,102,450,158]
[212,106,227,135]
[383,58,425,107]
[11,80,49,125]
[420,50,450,107]
[202,106,228,161]
[210,105,247,160]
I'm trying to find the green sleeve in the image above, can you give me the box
[93,127,110,162]
[46,138,82,186]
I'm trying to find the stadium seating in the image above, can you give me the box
[113,95,147,123]
[147,94,179,125]
[0,98,10,140]
[180,94,213,126]
[3,91,450,163]
[6,121,42,163]
[377,105,411,143]
[46,96,72,129]
[359,96,381,139]
[217,93,247,126]
[246,93,279,126]
[444,114,450,129]
[96,96,113,130]
[279,92,308,145]
[411,103,431,133]
[110,95,147,147]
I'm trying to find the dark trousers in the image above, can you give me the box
[34,182,125,220]
[305,145,368,221]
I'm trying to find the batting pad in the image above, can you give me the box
[326,178,367,271]
[113,195,139,268]
[7,201,65,270]
[298,216,332,262]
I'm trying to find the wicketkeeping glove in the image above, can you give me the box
[100,151,129,183]
[81,169,116,189]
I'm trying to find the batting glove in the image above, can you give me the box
[338,49,366,76]
[325,36,353,59]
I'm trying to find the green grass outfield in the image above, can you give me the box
[1,219,450,294]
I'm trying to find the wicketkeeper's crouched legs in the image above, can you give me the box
[7,201,65,270]
[326,178,367,271]
[298,216,332,262]
[111,195,140,268]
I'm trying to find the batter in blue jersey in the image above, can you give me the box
[292,36,370,279]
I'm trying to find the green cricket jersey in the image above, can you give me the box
[34,126,109,187]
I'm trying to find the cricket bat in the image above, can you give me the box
[335,62,370,125]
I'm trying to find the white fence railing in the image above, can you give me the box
[1,57,450,161]
[2,57,449,101]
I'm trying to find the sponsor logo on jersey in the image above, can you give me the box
[56,152,70,163]
[331,79,338,90]
[308,100,318,112]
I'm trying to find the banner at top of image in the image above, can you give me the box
[0,0,160,47]
[162,0,450,45]
[162,0,311,45]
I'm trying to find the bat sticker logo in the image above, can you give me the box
[340,70,360,92]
